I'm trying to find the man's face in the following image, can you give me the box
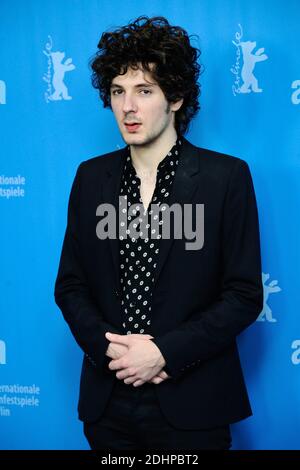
[110,66,182,146]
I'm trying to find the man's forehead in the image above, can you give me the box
[111,65,157,85]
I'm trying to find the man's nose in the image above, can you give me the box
[122,93,138,114]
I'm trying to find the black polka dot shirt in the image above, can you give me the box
[119,137,182,335]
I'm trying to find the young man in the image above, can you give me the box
[54,16,263,450]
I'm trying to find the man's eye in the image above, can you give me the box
[112,89,123,95]
[140,89,151,95]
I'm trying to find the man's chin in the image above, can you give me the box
[122,133,147,146]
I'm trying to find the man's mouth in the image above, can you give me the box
[124,122,142,132]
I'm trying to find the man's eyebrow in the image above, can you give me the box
[110,83,156,89]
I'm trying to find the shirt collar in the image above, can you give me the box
[125,135,182,176]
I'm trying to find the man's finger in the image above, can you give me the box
[152,377,164,384]
[129,334,153,340]
[109,359,124,370]
[159,370,170,379]
[133,380,144,387]
[116,369,134,380]
[105,332,130,345]
[123,376,137,384]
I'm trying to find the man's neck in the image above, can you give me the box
[130,128,178,177]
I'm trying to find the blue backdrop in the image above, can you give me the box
[0,0,299,450]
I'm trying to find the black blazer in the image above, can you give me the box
[54,136,263,429]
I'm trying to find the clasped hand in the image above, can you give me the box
[105,332,170,387]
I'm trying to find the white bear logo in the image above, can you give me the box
[49,51,75,101]
[239,41,268,93]
[231,25,268,96]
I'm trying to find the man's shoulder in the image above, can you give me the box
[185,140,249,179]
[186,138,246,170]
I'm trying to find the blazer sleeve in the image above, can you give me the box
[54,163,121,370]
[152,159,263,380]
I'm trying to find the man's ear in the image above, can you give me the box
[170,98,184,112]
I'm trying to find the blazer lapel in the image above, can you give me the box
[101,147,127,292]
[152,137,201,288]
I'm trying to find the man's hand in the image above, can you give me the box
[105,334,170,385]
[105,332,169,387]
[150,369,170,385]
[105,334,152,360]
[106,338,170,385]
[105,341,127,360]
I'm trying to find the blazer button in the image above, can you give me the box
[114,290,120,298]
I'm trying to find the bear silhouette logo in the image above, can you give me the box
[231,25,268,95]
[239,41,268,93]
[49,51,75,101]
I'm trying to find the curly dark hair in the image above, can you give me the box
[90,16,202,135]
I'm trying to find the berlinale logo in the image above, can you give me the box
[43,35,76,103]
[231,24,268,96]
[0,340,6,365]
